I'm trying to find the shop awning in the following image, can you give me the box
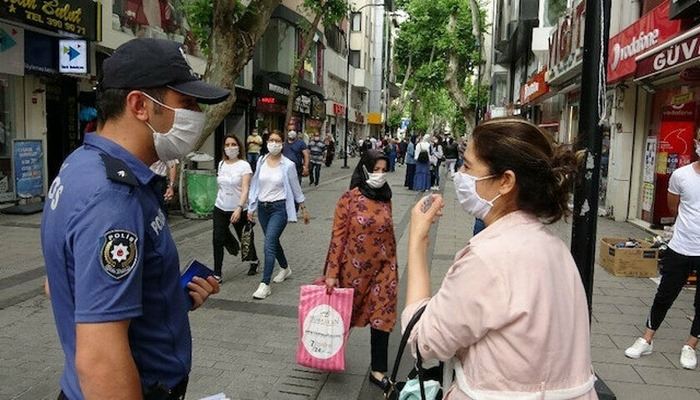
[635,24,700,81]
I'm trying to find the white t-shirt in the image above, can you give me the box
[150,159,178,177]
[215,160,252,211]
[257,161,286,202]
[668,163,700,256]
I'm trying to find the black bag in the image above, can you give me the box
[417,150,429,164]
[384,305,443,400]
[240,221,256,261]
[223,226,239,256]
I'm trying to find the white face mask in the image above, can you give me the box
[267,142,283,155]
[225,147,239,159]
[288,130,297,140]
[453,171,500,219]
[363,165,387,189]
[143,93,205,162]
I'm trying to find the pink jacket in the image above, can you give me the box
[402,211,597,400]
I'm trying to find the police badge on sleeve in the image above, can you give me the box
[100,230,139,279]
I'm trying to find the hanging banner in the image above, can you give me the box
[13,139,44,198]
[607,0,681,84]
[0,22,24,76]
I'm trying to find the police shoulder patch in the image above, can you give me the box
[100,230,139,279]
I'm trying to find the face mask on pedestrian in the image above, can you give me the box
[225,146,239,159]
[314,135,320,141]
[267,142,283,155]
[252,130,258,136]
[695,140,700,158]
[363,165,388,189]
[288,130,297,140]
[143,93,205,161]
[453,171,500,219]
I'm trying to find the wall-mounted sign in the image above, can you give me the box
[268,83,289,96]
[636,29,700,80]
[520,68,550,105]
[58,39,86,74]
[260,97,276,104]
[333,103,345,115]
[607,0,681,84]
[0,22,24,76]
[0,0,101,40]
[547,0,585,85]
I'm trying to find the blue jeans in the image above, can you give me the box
[247,153,260,171]
[310,162,321,186]
[257,200,288,284]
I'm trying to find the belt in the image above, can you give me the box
[143,376,189,400]
[260,199,285,206]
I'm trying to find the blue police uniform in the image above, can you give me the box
[41,134,191,399]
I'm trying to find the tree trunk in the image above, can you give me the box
[283,8,325,129]
[444,10,475,132]
[192,0,280,152]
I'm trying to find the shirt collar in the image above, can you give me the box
[84,133,156,185]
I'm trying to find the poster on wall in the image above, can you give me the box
[13,139,43,198]
[0,22,24,76]
[644,137,657,183]
[642,182,655,213]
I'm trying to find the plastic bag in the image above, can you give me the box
[296,284,353,371]
[186,171,217,216]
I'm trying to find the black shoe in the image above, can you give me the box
[368,374,390,391]
[247,261,259,276]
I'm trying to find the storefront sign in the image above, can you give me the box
[547,0,585,84]
[58,39,86,74]
[333,103,345,115]
[12,139,43,198]
[671,92,693,105]
[268,83,289,96]
[367,113,382,125]
[0,0,101,40]
[260,97,276,104]
[607,0,681,83]
[520,68,550,104]
[636,29,700,80]
[0,22,24,76]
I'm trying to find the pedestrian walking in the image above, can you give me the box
[404,118,596,399]
[308,132,326,186]
[41,38,225,400]
[413,134,432,192]
[398,137,408,166]
[324,133,335,167]
[385,139,398,172]
[282,124,310,185]
[324,149,397,391]
[404,135,417,189]
[246,127,262,172]
[213,133,260,283]
[248,130,310,300]
[624,130,700,370]
[443,136,459,178]
[430,136,444,189]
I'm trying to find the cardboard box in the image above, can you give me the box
[598,238,659,277]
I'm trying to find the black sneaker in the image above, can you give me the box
[247,261,259,276]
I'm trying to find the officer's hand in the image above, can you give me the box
[187,276,220,311]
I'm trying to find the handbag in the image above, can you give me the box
[240,221,255,261]
[223,225,239,256]
[385,305,443,400]
[296,284,354,371]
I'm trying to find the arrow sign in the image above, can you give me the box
[63,45,80,60]
[0,28,17,52]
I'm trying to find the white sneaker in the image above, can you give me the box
[624,337,653,359]
[680,345,697,369]
[252,283,271,299]
[273,267,292,283]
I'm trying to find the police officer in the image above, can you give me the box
[41,38,228,400]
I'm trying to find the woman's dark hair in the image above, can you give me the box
[269,129,283,142]
[221,134,244,161]
[349,149,391,202]
[472,117,581,224]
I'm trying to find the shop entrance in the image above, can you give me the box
[45,77,78,182]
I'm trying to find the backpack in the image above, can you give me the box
[417,149,429,164]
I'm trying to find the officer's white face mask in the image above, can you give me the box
[453,171,500,220]
[143,93,206,162]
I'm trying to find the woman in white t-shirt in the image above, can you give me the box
[213,134,259,283]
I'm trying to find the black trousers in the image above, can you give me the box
[212,207,258,276]
[647,248,700,337]
[371,327,390,372]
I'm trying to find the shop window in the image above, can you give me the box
[255,18,296,73]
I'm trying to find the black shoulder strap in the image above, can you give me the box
[99,153,139,187]
[389,304,427,383]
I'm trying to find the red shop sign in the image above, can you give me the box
[520,68,550,105]
[333,103,345,115]
[607,0,681,84]
[636,29,700,80]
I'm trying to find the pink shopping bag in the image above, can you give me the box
[296,284,354,371]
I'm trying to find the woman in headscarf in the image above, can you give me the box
[413,133,432,191]
[323,149,398,390]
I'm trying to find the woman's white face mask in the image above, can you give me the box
[143,93,205,162]
[453,171,500,219]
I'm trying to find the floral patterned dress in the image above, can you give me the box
[324,188,398,333]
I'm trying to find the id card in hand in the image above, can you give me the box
[181,259,214,291]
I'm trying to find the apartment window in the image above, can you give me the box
[349,50,361,68]
[351,12,362,31]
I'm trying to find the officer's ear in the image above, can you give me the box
[125,90,150,122]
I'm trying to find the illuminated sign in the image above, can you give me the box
[260,97,276,104]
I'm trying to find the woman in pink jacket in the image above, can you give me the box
[405,118,598,399]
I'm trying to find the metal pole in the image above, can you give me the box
[571,0,611,317]
[343,31,350,169]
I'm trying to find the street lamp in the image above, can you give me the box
[342,2,388,169]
